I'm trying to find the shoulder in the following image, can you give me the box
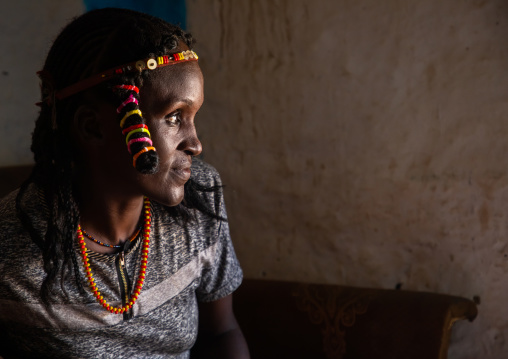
[0,184,47,244]
[1,183,47,219]
[0,188,42,270]
[190,157,223,187]
[189,158,227,217]
[0,190,21,229]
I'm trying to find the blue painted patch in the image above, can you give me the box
[83,0,187,29]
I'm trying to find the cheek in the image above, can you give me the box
[151,130,178,160]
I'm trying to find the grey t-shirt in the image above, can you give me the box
[0,159,243,358]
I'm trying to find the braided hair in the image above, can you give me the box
[16,8,221,305]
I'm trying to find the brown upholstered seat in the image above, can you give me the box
[233,279,477,359]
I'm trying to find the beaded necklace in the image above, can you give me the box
[80,226,141,249]
[77,197,151,314]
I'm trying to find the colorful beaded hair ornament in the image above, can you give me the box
[51,50,198,101]
[37,50,198,173]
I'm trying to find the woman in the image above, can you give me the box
[0,8,249,358]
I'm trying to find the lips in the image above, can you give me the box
[171,161,192,182]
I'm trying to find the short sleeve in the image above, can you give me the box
[196,218,243,302]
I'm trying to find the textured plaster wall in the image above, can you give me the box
[0,0,84,166]
[187,1,508,358]
[2,1,508,357]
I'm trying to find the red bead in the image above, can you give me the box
[77,197,152,314]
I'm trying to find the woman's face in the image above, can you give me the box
[86,57,204,207]
[135,61,204,206]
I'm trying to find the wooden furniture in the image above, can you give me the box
[234,279,477,359]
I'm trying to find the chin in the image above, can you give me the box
[150,189,185,207]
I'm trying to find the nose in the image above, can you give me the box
[179,124,202,156]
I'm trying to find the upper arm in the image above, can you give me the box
[192,294,250,359]
[197,294,238,336]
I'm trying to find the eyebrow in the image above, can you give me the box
[150,95,201,114]
[162,95,195,106]
[180,98,194,106]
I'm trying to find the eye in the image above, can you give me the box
[165,111,182,126]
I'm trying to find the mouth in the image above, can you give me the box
[171,165,192,183]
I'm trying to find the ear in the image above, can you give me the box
[73,105,104,144]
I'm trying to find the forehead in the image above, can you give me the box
[140,62,203,107]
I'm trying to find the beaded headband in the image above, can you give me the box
[37,50,198,103]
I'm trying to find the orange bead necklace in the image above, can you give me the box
[76,197,151,314]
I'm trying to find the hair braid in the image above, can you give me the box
[112,84,159,173]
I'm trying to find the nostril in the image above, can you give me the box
[185,135,202,156]
[183,139,201,156]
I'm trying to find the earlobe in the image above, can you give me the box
[73,105,104,143]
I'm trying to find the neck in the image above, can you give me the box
[77,187,145,253]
